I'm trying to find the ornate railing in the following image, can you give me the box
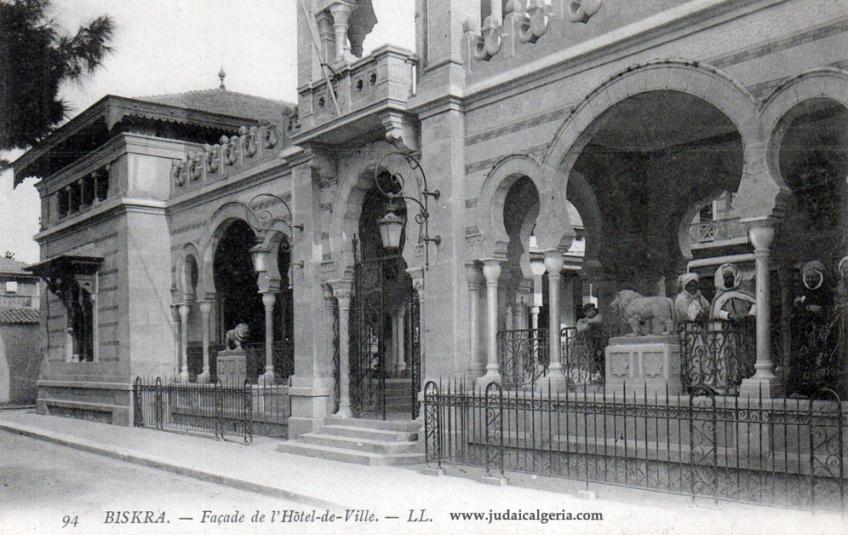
[0,294,33,308]
[777,304,844,397]
[561,327,608,389]
[678,319,756,394]
[424,380,848,511]
[497,328,548,389]
[688,218,745,244]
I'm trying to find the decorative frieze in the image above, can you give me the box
[170,124,281,194]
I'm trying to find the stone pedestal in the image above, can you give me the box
[217,350,247,384]
[604,335,682,396]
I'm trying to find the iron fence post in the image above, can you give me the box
[154,377,164,430]
[133,377,143,427]
[244,379,253,444]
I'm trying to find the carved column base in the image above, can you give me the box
[476,369,502,388]
[738,376,783,399]
[334,403,353,419]
[196,371,211,384]
[260,369,276,386]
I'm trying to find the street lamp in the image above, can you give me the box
[373,151,441,269]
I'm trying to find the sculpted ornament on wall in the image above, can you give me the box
[567,0,603,24]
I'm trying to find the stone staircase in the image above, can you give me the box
[275,416,424,466]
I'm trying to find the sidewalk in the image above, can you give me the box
[0,409,844,535]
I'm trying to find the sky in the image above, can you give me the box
[0,0,415,263]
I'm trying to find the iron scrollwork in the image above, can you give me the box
[373,151,441,269]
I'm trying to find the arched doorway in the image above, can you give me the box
[566,90,744,301]
[770,98,848,395]
[213,220,264,361]
[350,182,420,419]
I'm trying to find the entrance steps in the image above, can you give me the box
[275,416,424,466]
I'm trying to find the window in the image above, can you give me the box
[698,202,715,222]
[4,280,17,294]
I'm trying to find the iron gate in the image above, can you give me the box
[351,246,421,419]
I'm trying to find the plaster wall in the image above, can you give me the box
[0,323,40,404]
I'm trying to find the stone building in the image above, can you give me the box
[11,0,848,460]
[0,257,40,404]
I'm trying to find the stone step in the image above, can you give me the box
[321,424,418,442]
[324,416,421,433]
[275,441,424,466]
[300,433,421,454]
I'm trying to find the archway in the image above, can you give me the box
[213,220,264,351]
[562,90,744,303]
[350,181,419,419]
[768,97,848,394]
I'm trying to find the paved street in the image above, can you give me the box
[1,412,846,535]
[0,430,300,535]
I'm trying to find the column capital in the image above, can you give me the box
[178,303,190,317]
[481,258,502,283]
[543,250,564,275]
[746,219,776,252]
[261,292,277,308]
[199,301,212,314]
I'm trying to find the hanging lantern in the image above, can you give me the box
[249,244,270,273]
[377,210,406,250]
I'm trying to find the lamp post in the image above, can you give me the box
[373,151,441,268]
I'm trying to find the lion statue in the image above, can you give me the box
[225,322,250,350]
[610,289,675,336]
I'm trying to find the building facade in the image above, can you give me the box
[11,0,848,448]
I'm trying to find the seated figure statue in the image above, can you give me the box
[225,322,250,351]
[710,263,756,320]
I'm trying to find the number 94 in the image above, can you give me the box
[62,515,79,528]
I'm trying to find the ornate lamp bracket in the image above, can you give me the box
[374,151,441,269]
[246,193,304,268]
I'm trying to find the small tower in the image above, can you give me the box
[218,67,226,90]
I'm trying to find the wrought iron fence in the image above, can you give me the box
[678,320,756,394]
[498,329,548,389]
[561,327,608,389]
[133,376,290,442]
[424,379,847,511]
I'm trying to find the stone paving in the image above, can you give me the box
[0,410,844,535]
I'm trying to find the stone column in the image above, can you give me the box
[197,301,212,383]
[465,262,484,378]
[90,292,98,361]
[260,293,277,386]
[334,282,353,418]
[478,259,502,387]
[315,10,335,66]
[178,304,190,381]
[396,305,407,373]
[545,251,566,389]
[489,0,503,23]
[329,2,353,62]
[740,222,782,397]
[171,305,181,374]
